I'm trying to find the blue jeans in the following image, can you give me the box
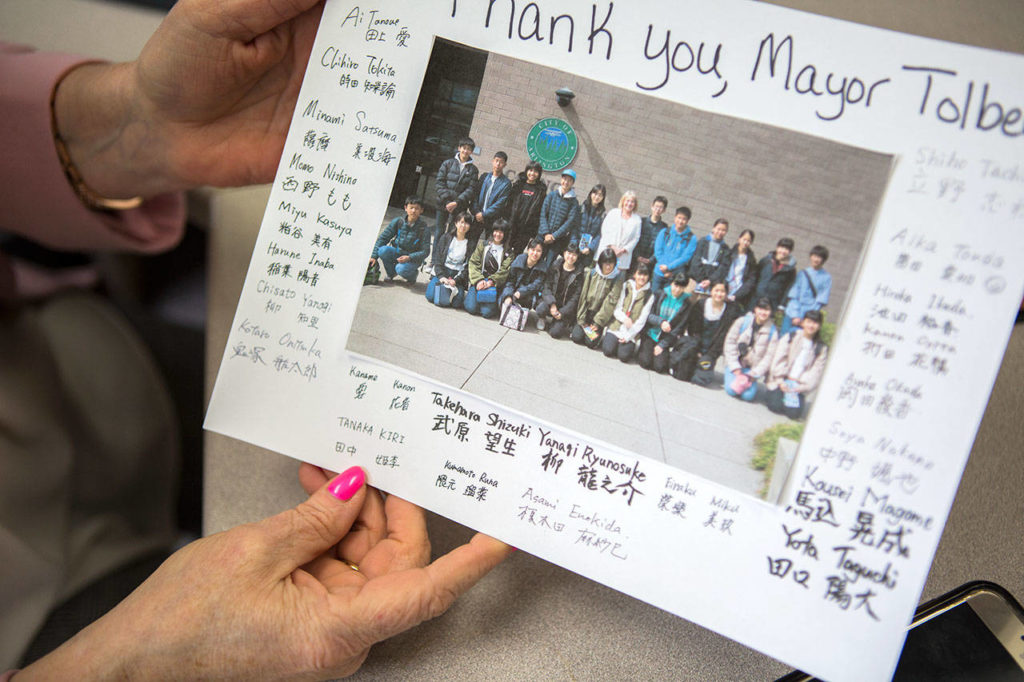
[724,368,758,401]
[464,285,499,318]
[425,277,465,308]
[377,245,421,282]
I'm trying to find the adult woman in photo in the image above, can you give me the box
[573,183,606,267]
[669,280,736,385]
[507,161,546,256]
[601,262,655,362]
[425,211,473,308]
[638,273,694,374]
[723,228,758,310]
[571,247,625,349]
[536,243,585,339]
[500,238,548,312]
[596,190,641,272]
[765,309,829,420]
[464,219,514,319]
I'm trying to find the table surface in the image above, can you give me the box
[203,2,1024,679]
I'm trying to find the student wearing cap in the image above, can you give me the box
[722,297,779,401]
[537,168,580,262]
[765,310,829,420]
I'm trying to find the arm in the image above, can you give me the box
[722,316,744,371]
[784,273,807,319]
[371,219,399,259]
[481,178,511,221]
[621,293,656,342]
[1,47,186,257]
[467,240,486,284]
[537,192,553,235]
[561,272,584,319]
[491,252,513,288]
[795,344,829,392]
[18,465,510,681]
[620,216,641,254]
[549,201,579,242]
[455,165,479,206]
[814,271,832,309]
[405,221,430,263]
[612,285,630,325]
[594,277,624,328]
[435,159,456,203]
[750,328,780,379]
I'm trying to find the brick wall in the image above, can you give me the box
[469,52,893,320]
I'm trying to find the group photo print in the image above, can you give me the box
[347,37,893,500]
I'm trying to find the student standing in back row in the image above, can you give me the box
[652,206,697,291]
[537,169,580,262]
[507,161,546,256]
[471,151,512,247]
[434,137,479,269]
[687,218,730,294]
[632,195,668,272]
[754,237,797,312]
[782,245,831,335]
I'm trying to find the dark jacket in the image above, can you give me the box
[643,288,694,348]
[671,298,737,361]
[572,202,605,254]
[501,253,548,304]
[754,254,797,310]
[537,256,584,321]
[635,216,666,263]
[538,189,580,243]
[720,246,759,309]
[430,232,471,287]
[371,216,429,261]
[435,155,479,211]
[687,236,731,285]
[472,173,512,224]
[508,174,546,252]
[576,266,624,328]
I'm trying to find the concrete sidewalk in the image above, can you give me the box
[350,211,799,498]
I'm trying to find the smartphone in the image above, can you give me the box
[778,581,1024,681]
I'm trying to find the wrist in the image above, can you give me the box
[53,61,179,201]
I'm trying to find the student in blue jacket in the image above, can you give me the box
[652,206,698,291]
[782,245,832,335]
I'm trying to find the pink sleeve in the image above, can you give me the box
[0,43,185,254]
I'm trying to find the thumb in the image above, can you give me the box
[258,466,367,576]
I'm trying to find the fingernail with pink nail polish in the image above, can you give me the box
[327,466,365,501]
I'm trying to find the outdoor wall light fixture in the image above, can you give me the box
[555,87,576,107]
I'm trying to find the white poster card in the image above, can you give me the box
[205,1,1024,679]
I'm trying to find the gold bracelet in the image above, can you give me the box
[49,71,143,212]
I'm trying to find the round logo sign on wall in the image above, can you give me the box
[526,117,578,171]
